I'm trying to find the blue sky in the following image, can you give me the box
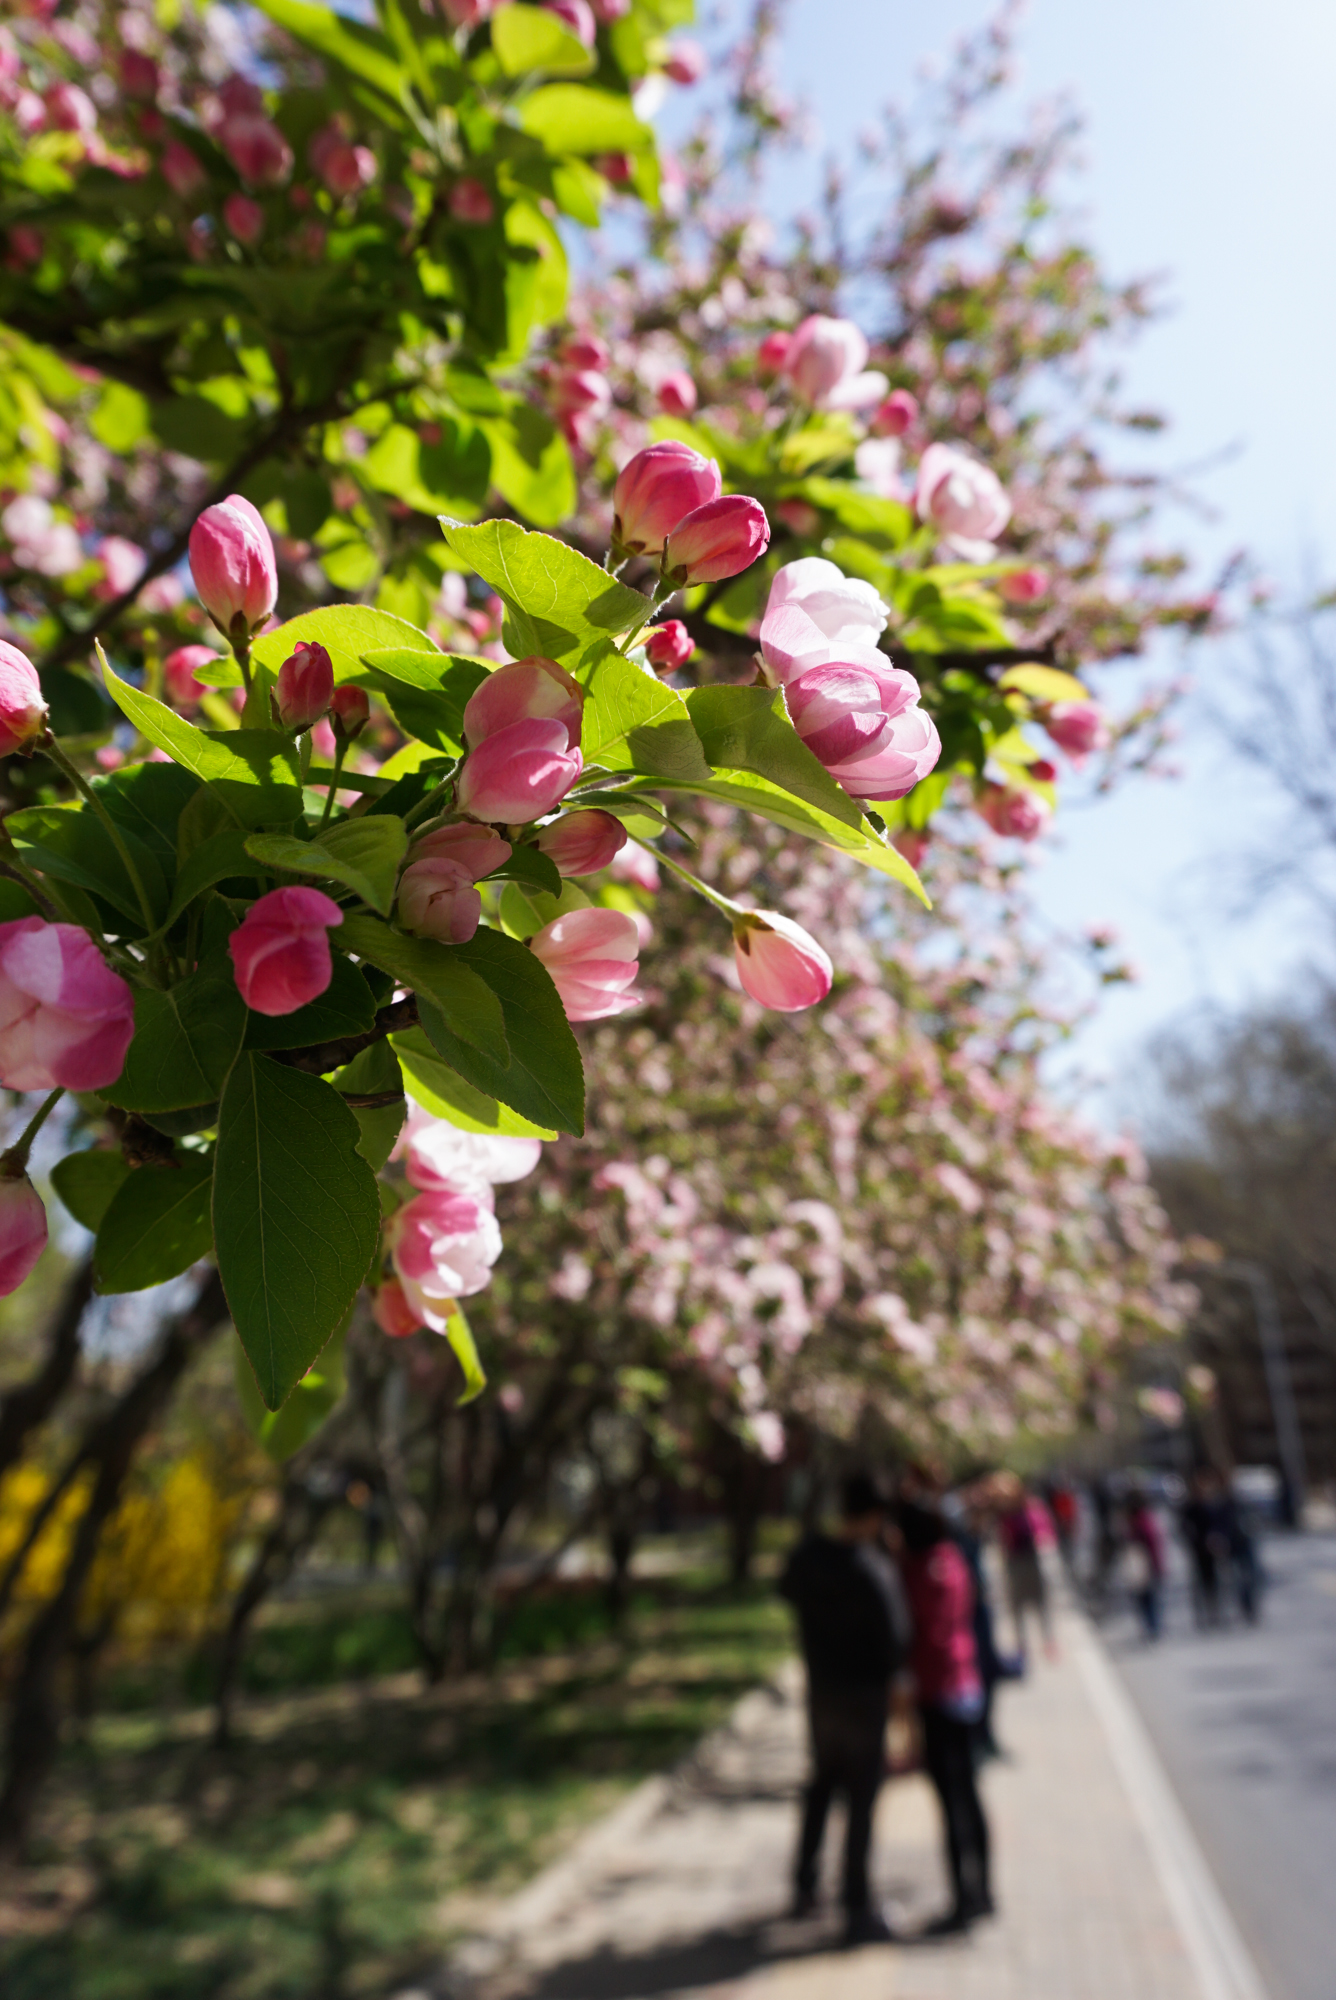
[711,0,1336,1115]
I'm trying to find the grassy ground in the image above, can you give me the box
[0,1566,792,2000]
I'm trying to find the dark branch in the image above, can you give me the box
[272,994,419,1079]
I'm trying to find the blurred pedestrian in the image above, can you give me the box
[899,1463,994,1935]
[780,1471,912,1944]
[956,1481,1008,1760]
[1047,1477,1080,1576]
[996,1474,1055,1661]
[1181,1466,1227,1628]
[1221,1477,1262,1625]
[1123,1484,1166,1640]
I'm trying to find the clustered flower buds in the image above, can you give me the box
[612,442,771,586]
[0,919,136,1090]
[529,907,642,1020]
[274,640,334,732]
[456,657,584,823]
[227,887,343,1015]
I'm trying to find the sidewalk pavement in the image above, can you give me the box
[423,1603,1267,2000]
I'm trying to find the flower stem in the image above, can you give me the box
[653,847,746,920]
[41,734,161,944]
[317,738,350,833]
[0,1087,64,1178]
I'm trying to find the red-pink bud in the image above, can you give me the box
[612,441,722,558]
[732,910,832,1012]
[645,620,693,672]
[775,499,820,539]
[1041,699,1107,765]
[545,0,596,46]
[783,657,941,802]
[591,0,629,17]
[274,640,334,731]
[438,0,493,23]
[0,639,48,755]
[0,918,136,1090]
[657,370,698,417]
[975,783,1049,842]
[535,810,627,877]
[662,494,771,585]
[449,176,494,224]
[783,316,887,412]
[119,50,160,101]
[163,644,220,711]
[871,389,919,438]
[1029,757,1058,783]
[96,536,146,599]
[331,682,370,740]
[552,367,610,416]
[560,333,609,371]
[6,224,43,269]
[456,720,582,824]
[397,857,482,943]
[309,121,376,196]
[998,566,1049,605]
[161,138,207,201]
[227,886,343,1016]
[218,111,292,187]
[409,822,512,879]
[462,656,582,751]
[188,493,278,640]
[595,151,634,185]
[373,1277,422,1338]
[46,83,96,135]
[0,1172,47,1298]
[529,907,641,1021]
[223,193,264,246]
[894,828,930,871]
[216,75,265,119]
[757,331,792,374]
[663,37,706,84]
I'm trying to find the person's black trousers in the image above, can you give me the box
[920,1703,991,1916]
[796,1680,886,1912]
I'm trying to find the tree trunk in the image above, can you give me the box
[212,1479,324,1748]
[0,1252,94,1483]
[0,1270,227,1859]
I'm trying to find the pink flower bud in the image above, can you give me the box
[529,907,641,1021]
[552,366,610,414]
[309,122,376,196]
[390,1185,501,1314]
[662,495,771,585]
[975,783,1049,842]
[449,176,494,225]
[613,442,722,557]
[14,92,46,138]
[373,1277,422,1338]
[595,151,634,186]
[871,389,918,437]
[609,840,660,892]
[0,919,136,1090]
[1029,757,1058,783]
[457,720,582,824]
[218,111,292,187]
[591,0,629,18]
[46,83,96,135]
[227,886,343,1016]
[216,75,265,119]
[409,821,512,879]
[397,857,482,943]
[0,639,48,755]
[775,499,820,538]
[0,1173,47,1297]
[6,224,43,269]
[757,331,792,374]
[645,620,693,672]
[545,0,596,45]
[732,910,832,1012]
[783,316,887,412]
[119,50,160,101]
[95,536,146,599]
[188,493,278,641]
[331,682,370,740]
[894,828,930,871]
[560,332,608,370]
[663,37,706,83]
[783,657,941,802]
[161,137,207,201]
[657,370,697,417]
[223,193,264,246]
[163,645,220,710]
[462,656,582,751]
[535,810,627,877]
[915,443,1011,559]
[273,640,334,731]
[438,0,493,23]
[998,566,1048,604]
[1041,699,1108,765]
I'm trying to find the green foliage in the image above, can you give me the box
[50,1148,130,1233]
[423,927,585,1136]
[99,653,303,828]
[245,817,409,918]
[391,1027,557,1139]
[94,1159,215,1295]
[439,518,649,661]
[102,975,247,1114]
[339,911,508,1060]
[233,1323,348,1463]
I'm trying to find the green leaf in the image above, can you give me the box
[42,666,111,738]
[520,84,652,155]
[232,1322,347,1463]
[998,664,1091,705]
[423,927,584,1136]
[339,911,509,1062]
[93,762,201,876]
[795,478,913,545]
[242,953,378,1052]
[7,802,168,928]
[51,1148,130,1232]
[165,829,265,924]
[438,517,648,662]
[575,642,710,780]
[91,381,149,453]
[103,973,247,1112]
[362,651,489,755]
[94,1159,215,1294]
[250,606,436,689]
[214,1056,382,1410]
[685,685,868,827]
[391,1026,556,1139]
[249,0,406,102]
[332,1040,406,1172]
[486,842,562,898]
[492,3,596,76]
[245,816,408,917]
[0,882,37,923]
[477,402,575,529]
[362,421,490,515]
[442,1301,486,1404]
[97,650,303,827]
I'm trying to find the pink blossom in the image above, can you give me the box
[161,138,207,200]
[894,828,930,871]
[999,567,1049,604]
[0,639,48,755]
[462,656,582,751]
[871,389,919,437]
[373,1278,422,1337]
[775,499,819,538]
[0,919,135,1091]
[188,493,278,640]
[545,0,596,45]
[398,1106,540,1193]
[663,37,706,83]
[13,93,46,137]
[46,83,96,135]
[389,1185,502,1314]
[449,176,494,224]
[657,370,698,418]
[274,640,334,731]
[609,839,660,892]
[758,557,888,684]
[975,783,1050,843]
[409,822,512,879]
[535,810,627,876]
[163,645,220,710]
[1029,757,1057,783]
[731,910,832,1012]
[119,50,160,101]
[530,907,641,1021]
[645,621,693,671]
[0,1174,47,1298]
[915,442,1011,559]
[560,332,609,370]
[96,536,146,599]
[223,193,264,246]
[782,315,887,412]
[612,441,721,558]
[140,573,185,613]
[662,495,770,585]
[551,365,610,415]
[758,331,793,374]
[853,436,903,499]
[218,111,292,187]
[935,1161,983,1214]
[309,122,376,196]
[784,658,941,801]
[227,887,343,1016]
[457,719,582,823]
[437,0,493,23]
[396,857,481,943]
[1041,700,1108,765]
[216,77,265,119]
[2,495,83,577]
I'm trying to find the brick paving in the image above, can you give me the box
[431,1607,1215,2000]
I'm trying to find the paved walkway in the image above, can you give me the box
[424,1606,1266,2000]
